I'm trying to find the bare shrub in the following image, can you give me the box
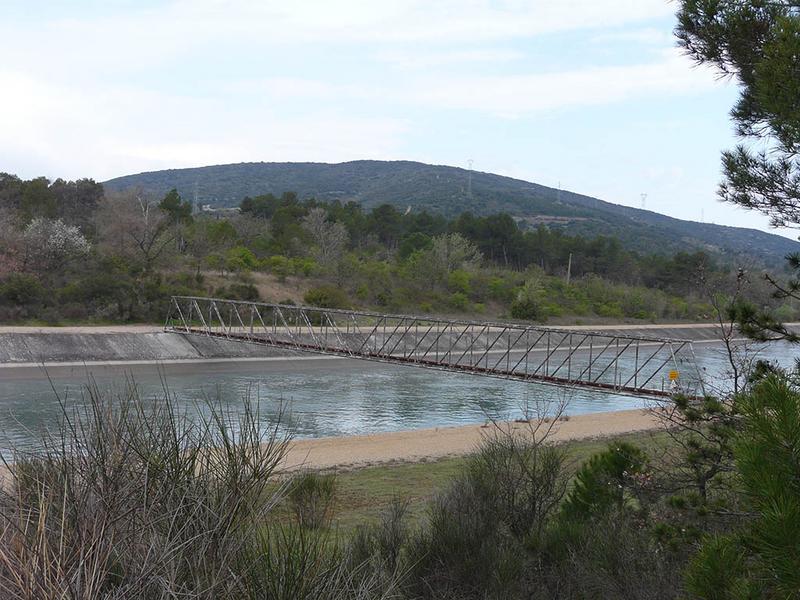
[468,428,567,543]
[242,522,404,600]
[404,403,568,599]
[0,380,290,599]
[288,471,337,530]
[405,476,524,599]
[535,510,686,600]
[346,499,410,596]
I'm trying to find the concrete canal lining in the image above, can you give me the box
[0,328,298,365]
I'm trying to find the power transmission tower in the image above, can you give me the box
[640,193,648,209]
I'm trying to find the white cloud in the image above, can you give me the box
[0,0,676,78]
[408,49,721,117]
[247,48,722,118]
[374,48,525,70]
[590,27,675,45]
[0,69,409,180]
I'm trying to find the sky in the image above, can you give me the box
[0,0,790,237]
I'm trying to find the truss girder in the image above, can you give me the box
[165,296,702,398]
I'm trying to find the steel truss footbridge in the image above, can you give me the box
[165,296,704,399]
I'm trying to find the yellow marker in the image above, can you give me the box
[668,370,679,381]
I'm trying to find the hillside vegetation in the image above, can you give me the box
[1,172,794,325]
[104,160,800,267]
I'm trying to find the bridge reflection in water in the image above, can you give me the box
[165,296,704,399]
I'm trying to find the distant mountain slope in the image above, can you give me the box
[104,160,799,266]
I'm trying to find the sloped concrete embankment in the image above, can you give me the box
[0,331,296,365]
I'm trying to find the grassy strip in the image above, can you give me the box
[292,428,672,532]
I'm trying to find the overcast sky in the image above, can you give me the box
[1,0,790,236]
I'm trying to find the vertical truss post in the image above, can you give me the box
[545,333,551,376]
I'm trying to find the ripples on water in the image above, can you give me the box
[0,341,796,453]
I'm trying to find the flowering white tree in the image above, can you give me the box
[23,217,90,273]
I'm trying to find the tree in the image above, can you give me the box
[21,218,90,274]
[301,208,349,270]
[0,207,22,276]
[686,374,800,598]
[510,278,546,322]
[366,204,404,247]
[19,177,57,222]
[159,188,193,252]
[678,1,800,226]
[429,233,482,276]
[159,188,192,224]
[95,191,174,272]
[0,173,23,211]
[677,1,800,340]
[49,177,104,232]
[240,194,279,219]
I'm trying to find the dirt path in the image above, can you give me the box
[281,408,661,471]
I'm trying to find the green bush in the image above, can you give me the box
[488,276,516,303]
[561,441,647,521]
[685,534,752,600]
[304,285,350,309]
[0,273,45,305]
[510,295,543,321]
[406,477,524,599]
[268,255,291,281]
[447,269,471,294]
[542,510,686,599]
[594,301,624,319]
[290,257,316,277]
[448,291,469,311]
[215,283,260,301]
[348,498,409,577]
[0,382,292,598]
[225,246,259,272]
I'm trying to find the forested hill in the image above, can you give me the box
[103,160,799,266]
